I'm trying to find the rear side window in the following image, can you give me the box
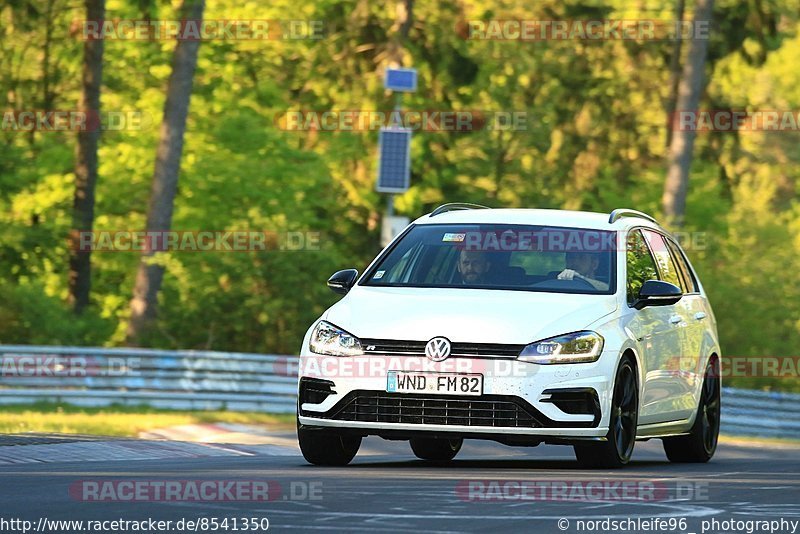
[642,230,683,289]
[626,229,659,305]
[666,239,698,293]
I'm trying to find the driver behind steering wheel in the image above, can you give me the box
[557,251,609,291]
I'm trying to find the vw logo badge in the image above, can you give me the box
[425,337,451,362]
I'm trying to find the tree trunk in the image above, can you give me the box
[665,0,685,147]
[126,0,205,344]
[67,0,105,313]
[662,0,714,227]
[388,0,413,66]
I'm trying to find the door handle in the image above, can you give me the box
[669,315,682,325]
[694,312,707,321]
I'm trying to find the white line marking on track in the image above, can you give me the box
[259,503,725,521]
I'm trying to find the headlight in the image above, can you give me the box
[309,321,363,357]
[517,331,604,364]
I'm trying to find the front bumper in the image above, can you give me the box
[297,351,618,439]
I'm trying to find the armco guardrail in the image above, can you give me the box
[0,345,797,438]
[721,387,800,439]
[0,345,299,413]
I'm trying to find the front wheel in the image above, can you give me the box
[298,423,361,466]
[663,356,720,463]
[574,354,639,468]
[410,437,463,461]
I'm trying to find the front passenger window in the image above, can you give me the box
[642,230,683,289]
[626,230,659,305]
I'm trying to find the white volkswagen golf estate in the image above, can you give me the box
[296,205,721,468]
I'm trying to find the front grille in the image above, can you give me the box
[361,339,426,355]
[361,339,524,358]
[302,391,598,428]
[450,342,524,358]
[305,391,599,428]
[335,392,540,427]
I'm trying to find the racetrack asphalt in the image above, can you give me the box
[1,431,799,533]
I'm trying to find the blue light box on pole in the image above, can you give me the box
[384,68,418,92]
[376,127,412,193]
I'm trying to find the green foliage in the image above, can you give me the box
[0,0,798,392]
[0,281,114,345]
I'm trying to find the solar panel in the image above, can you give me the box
[384,68,417,92]
[376,127,412,193]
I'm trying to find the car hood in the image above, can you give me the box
[324,286,618,345]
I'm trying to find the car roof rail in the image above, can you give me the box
[608,208,659,225]
[430,203,491,217]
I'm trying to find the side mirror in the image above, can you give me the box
[633,280,683,310]
[327,269,359,295]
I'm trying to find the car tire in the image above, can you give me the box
[663,356,721,463]
[410,437,463,461]
[574,354,639,468]
[297,423,361,466]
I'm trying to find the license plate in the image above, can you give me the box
[386,371,483,396]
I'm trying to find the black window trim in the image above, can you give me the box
[663,239,691,294]
[664,236,700,295]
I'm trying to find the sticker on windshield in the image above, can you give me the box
[373,270,385,279]
[442,233,466,242]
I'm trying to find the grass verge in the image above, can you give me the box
[0,402,295,437]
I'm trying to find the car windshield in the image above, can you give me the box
[362,223,617,294]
